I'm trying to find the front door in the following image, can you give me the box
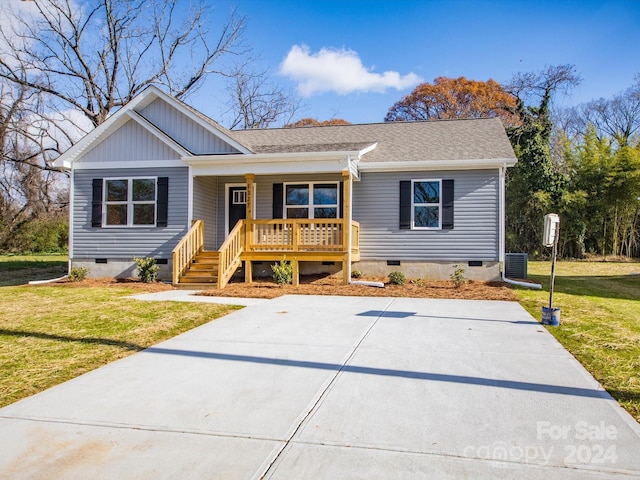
[228,186,247,234]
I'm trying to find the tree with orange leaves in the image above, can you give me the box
[384,76,519,126]
[285,118,351,128]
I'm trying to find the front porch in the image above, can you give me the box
[172,171,360,288]
[172,218,360,288]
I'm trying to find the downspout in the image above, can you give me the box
[500,162,541,289]
[68,167,74,274]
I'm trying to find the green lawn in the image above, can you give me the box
[0,255,240,407]
[514,260,640,422]
[0,254,68,286]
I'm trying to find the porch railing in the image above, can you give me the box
[217,220,244,289]
[247,219,346,252]
[172,219,204,284]
[351,220,360,257]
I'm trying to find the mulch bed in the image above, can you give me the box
[199,274,517,301]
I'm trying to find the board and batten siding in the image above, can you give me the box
[72,167,189,258]
[80,120,179,164]
[352,170,499,261]
[139,99,239,154]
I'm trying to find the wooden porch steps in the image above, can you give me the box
[177,251,220,286]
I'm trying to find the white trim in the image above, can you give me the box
[186,149,370,165]
[68,168,74,270]
[183,147,374,177]
[189,158,351,177]
[224,183,256,236]
[73,159,186,170]
[283,182,340,219]
[411,179,442,230]
[102,176,158,227]
[359,158,517,172]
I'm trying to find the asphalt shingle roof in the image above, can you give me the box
[227,118,516,163]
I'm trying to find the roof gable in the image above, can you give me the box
[53,85,250,169]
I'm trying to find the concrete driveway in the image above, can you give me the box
[1,295,639,479]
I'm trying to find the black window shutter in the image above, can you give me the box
[399,181,411,229]
[442,179,454,230]
[339,181,344,219]
[156,177,169,227]
[273,183,283,218]
[92,179,103,227]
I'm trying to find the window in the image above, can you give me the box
[284,183,339,219]
[232,189,247,205]
[412,180,441,229]
[104,178,157,226]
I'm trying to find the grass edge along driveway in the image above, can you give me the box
[0,282,240,408]
[514,261,640,423]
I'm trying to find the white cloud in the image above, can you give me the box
[279,45,422,97]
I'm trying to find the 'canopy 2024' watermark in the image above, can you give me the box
[463,420,618,468]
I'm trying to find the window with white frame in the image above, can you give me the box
[285,183,339,219]
[412,179,441,229]
[232,189,247,205]
[104,178,157,226]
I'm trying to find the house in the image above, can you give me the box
[53,86,517,287]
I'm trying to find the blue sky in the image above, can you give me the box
[199,0,640,126]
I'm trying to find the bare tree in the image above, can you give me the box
[225,62,300,129]
[576,85,640,147]
[0,0,246,130]
[0,83,65,250]
[0,0,246,252]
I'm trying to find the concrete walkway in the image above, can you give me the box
[1,295,639,479]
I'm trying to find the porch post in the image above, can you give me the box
[292,258,299,286]
[342,170,351,285]
[245,174,255,284]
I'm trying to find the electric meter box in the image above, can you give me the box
[543,213,560,247]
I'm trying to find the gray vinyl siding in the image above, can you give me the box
[81,120,179,163]
[139,99,239,154]
[209,173,343,249]
[192,176,218,250]
[72,167,189,258]
[353,170,499,261]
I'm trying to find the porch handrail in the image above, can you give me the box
[217,220,244,289]
[172,219,204,284]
